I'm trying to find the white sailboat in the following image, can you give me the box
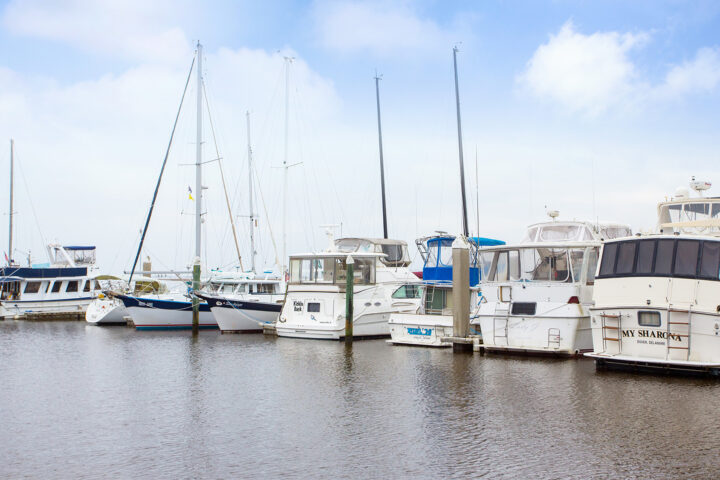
[586,179,720,375]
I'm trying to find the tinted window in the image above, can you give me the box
[66,281,79,292]
[83,281,91,292]
[51,282,62,293]
[307,303,320,313]
[638,311,661,327]
[599,243,618,276]
[24,282,41,294]
[654,240,674,275]
[674,240,700,276]
[700,242,720,280]
[636,240,655,274]
[616,242,636,274]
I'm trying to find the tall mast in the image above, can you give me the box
[195,42,203,261]
[475,146,480,238]
[246,111,256,273]
[453,46,469,238]
[282,56,293,275]
[375,73,388,239]
[8,139,13,266]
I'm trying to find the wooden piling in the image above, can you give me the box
[451,237,472,353]
[345,255,354,343]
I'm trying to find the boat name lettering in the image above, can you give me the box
[407,327,432,336]
[293,301,303,312]
[622,329,683,342]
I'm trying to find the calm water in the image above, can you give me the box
[1,321,719,479]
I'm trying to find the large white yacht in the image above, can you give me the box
[276,237,421,340]
[471,217,632,355]
[586,179,720,375]
[0,245,102,319]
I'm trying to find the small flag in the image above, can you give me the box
[3,252,7,263]
[188,186,193,201]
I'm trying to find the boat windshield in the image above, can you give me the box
[482,247,596,283]
[335,239,375,253]
[289,256,376,285]
[537,225,585,242]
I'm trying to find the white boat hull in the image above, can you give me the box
[276,311,393,340]
[0,297,93,318]
[388,313,453,347]
[117,295,216,330]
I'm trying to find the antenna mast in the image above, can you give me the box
[453,46,469,238]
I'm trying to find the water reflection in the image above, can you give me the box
[1,322,720,478]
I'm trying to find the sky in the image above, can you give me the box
[1,0,719,273]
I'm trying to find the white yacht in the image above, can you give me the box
[471,217,632,355]
[0,245,102,319]
[195,273,285,333]
[586,179,720,375]
[276,237,421,340]
[86,275,166,325]
[388,235,504,347]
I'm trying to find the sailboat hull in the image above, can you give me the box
[117,294,216,330]
[195,292,281,333]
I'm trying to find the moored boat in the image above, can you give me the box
[472,217,632,356]
[586,179,720,375]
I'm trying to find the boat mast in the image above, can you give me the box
[282,56,293,276]
[8,139,13,266]
[192,41,203,333]
[453,46,469,238]
[247,110,256,273]
[195,42,203,265]
[375,73,388,239]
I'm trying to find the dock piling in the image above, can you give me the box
[451,238,472,353]
[345,255,354,343]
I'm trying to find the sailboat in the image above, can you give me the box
[0,140,103,319]
[388,47,505,347]
[273,73,422,340]
[195,111,285,333]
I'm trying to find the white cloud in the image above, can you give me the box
[660,47,720,96]
[517,21,647,116]
[313,0,456,55]
[2,0,192,63]
[519,21,720,115]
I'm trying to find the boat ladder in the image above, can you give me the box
[600,312,621,355]
[666,305,691,361]
[493,307,509,346]
[547,328,561,349]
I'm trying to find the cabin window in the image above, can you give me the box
[636,240,655,274]
[235,284,248,294]
[24,282,41,294]
[638,311,661,327]
[66,281,79,292]
[380,244,408,266]
[392,284,423,299]
[700,242,720,279]
[290,259,301,283]
[51,281,62,293]
[256,284,275,294]
[83,281,91,292]
[599,243,618,276]
[521,248,570,282]
[439,242,453,266]
[674,240,700,277]
[495,252,509,282]
[307,302,321,313]
[654,240,675,276]
[511,302,536,315]
[615,242,636,275]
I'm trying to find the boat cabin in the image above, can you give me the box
[289,253,377,286]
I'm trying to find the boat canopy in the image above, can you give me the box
[419,234,505,286]
[523,221,631,243]
[334,237,411,267]
[657,198,720,236]
[49,244,96,267]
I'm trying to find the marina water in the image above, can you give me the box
[2,321,719,479]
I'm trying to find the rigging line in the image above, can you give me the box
[202,79,244,271]
[252,165,279,268]
[129,55,196,284]
[16,155,49,263]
